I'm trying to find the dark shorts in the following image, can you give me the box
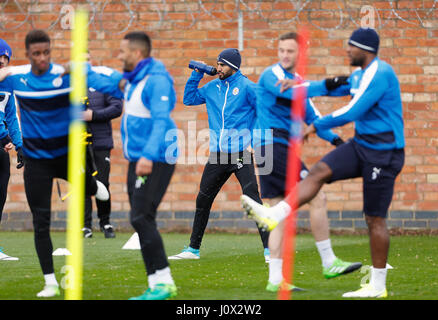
[321,139,405,218]
[255,143,308,199]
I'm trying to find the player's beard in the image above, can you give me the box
[218,69,233,80]
[350,55,365,67]
[122,60,135,73]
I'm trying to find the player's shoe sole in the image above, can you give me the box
[241,195,278,231]
[342,284,387,298]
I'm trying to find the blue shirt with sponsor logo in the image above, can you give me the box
[306,57,405,150]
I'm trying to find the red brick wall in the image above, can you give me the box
[2,0,437,218]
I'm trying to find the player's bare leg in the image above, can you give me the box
[343,213,389,298]
[366,215,389,268]
[308,191,329,242]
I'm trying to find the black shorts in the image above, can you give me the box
[321,139,405,218]
[255,143,308,199]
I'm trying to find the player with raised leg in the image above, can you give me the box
[250,32,361,293]
[242,28,405,298]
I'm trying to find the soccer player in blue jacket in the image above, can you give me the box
[168,49,270,262]
[249,32,361,293]
[86,31,179,300]
[0,39,23,262]
[0,30,109,297]
[242,28,404,298]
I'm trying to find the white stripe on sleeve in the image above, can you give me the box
[332,60,378,118]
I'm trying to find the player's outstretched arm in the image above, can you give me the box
[61,63,124,99]
[313,66,388,131]
[87,66,124,99]
[277,75,351,98]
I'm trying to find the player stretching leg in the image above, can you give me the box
[251,32,361,292]
[242,28,404,298]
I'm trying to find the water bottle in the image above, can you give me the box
[188,60,217,76]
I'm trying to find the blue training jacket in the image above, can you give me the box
[255,63,340,146]
[87,58,178,164]
[3,64,70,159]
[305,57,405,150]
[0,84,22,150]
[183,70,257,153]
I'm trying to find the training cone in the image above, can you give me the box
[122,232,140,250]
[53,248,72,256]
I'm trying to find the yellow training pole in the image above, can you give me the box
[65,8,88,300]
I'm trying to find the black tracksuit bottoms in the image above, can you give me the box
[189,151,270,250]
[127,161,175,276]
[24,155,98,275]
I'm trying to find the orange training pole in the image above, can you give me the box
[279,26,309,301]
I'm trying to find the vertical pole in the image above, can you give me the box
[65,8,88,301]
[278,26,309,301]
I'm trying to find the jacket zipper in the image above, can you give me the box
[218,81,229,152]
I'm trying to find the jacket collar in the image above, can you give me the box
[124,57,153,83]
[362,57,379,72]
[277,63,298,79]
[219,70,241,85]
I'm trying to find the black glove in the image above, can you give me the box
[16,148,24,169]
[332,137,345,147]
[325,76,349,91]
[0,135,11,149]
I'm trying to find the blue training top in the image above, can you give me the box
[3,64,70,159]
[0,84,22,150]
[86,58,178,164]
[255,62,340,146]
[306,57,405,150]
[183,70,257,153]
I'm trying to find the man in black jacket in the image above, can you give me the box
[82,87,123,238]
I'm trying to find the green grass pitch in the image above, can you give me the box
[0,231,437,300]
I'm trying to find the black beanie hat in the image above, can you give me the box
[217,48,241,70]
[348,28,380,54]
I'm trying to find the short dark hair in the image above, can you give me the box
[25,29,50,50]
[279,32,300,43]
[124,31,151,57]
